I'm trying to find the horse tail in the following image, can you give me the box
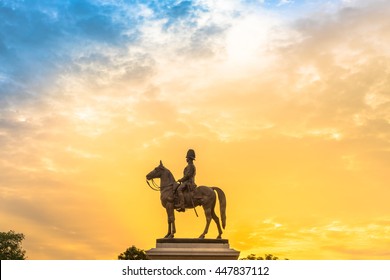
[212,187,226,229]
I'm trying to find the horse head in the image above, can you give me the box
[146,160,165,180]
[146,160,177,187]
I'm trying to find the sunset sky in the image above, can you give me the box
[1,0,390,260]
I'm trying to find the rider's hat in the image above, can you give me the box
[186,149,196,160]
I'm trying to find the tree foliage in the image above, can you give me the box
[118,245,149,260]
[240,253,288,260]
[0,230,27,260]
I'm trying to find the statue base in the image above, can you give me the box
[146,238,240,260]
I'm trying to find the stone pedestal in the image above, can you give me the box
[146,238,240,260]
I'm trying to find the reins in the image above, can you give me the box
[146,179,174,191]
[146,179,160,191]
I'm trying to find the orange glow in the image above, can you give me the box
[1,1,390,260]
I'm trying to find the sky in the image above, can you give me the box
[1,0,390,260]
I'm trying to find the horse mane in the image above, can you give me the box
[162,166,176,183]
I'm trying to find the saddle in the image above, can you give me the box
[173,184,196,211]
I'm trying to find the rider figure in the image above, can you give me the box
[177,149,197,212]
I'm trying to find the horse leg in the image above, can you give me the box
[211,208,223,239]
[164,203,175,238]
[171,217,176,237]
[170,203,176,237]
[165,220,171,238]
[199,206,212,239]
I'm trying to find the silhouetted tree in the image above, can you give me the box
[0,230,27,260]
[240,253,288,260]
[118,245,149,260]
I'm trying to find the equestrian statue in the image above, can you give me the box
[146,149,226,239]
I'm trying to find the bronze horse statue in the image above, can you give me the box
[146,161,226,239]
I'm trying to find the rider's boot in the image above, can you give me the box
[177,190,185,212]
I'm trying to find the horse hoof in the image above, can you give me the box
[216,235,222,239]
[198,235,205,239]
